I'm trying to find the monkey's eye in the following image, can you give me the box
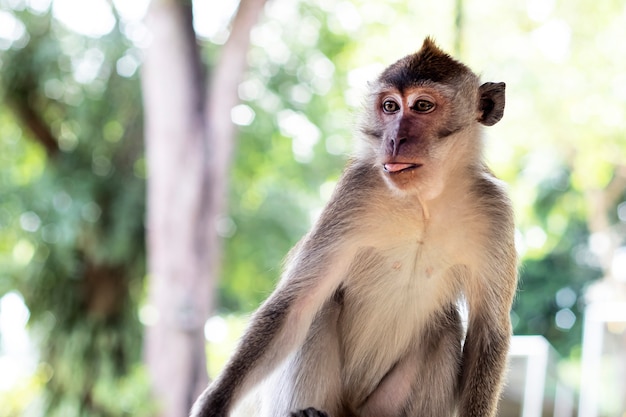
[382,100,400,114]
[412,100,435,113]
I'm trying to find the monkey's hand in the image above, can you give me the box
[290,407,330,417]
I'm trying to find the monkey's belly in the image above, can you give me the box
[338,246,461,405]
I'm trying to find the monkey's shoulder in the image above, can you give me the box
[470,170,513,208]
[468,171,515,233]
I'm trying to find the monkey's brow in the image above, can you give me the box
[369,82,455,99]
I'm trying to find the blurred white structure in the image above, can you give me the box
[579,302,626,417]
[579,230,626,417]
[500,336,575,417]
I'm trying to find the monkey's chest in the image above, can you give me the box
[340,244,460,324]
[337,245,462,400]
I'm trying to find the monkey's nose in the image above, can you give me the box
[389,137,407,156]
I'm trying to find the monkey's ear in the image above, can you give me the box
[477,82,505,126]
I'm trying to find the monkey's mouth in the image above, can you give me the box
[383,163,422,174]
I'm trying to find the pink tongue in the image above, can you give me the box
[384,163,414,173]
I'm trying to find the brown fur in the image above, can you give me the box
[190,38,517,417]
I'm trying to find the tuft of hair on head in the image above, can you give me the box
[378,37,475,90]
[419,36,448,57]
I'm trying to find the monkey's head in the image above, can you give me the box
[359,37,505,200]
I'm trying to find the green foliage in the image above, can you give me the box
[38,319,153,417]
[0,5,147,416]
[218,1,352,310]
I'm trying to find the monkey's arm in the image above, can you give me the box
[190,251,353,417]
[458,176,517,417]
[190,163,373,417]
[458,302,513,417]
[459,257,516,415]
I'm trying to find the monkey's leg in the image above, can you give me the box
[359,305,463,417]
[263,298,344,417]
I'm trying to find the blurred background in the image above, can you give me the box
[0,0,625,416]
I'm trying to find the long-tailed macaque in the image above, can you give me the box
[191,37,517,417]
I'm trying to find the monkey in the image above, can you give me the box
[190,37,517,417]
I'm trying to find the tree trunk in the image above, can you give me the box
[205,0,268,210]
[141,0,266,415]
[142,1,211,415]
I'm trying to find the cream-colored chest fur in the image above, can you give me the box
[337,191,480,404]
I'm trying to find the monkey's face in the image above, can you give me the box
[373,84,468,200]
[357,38,505,201]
